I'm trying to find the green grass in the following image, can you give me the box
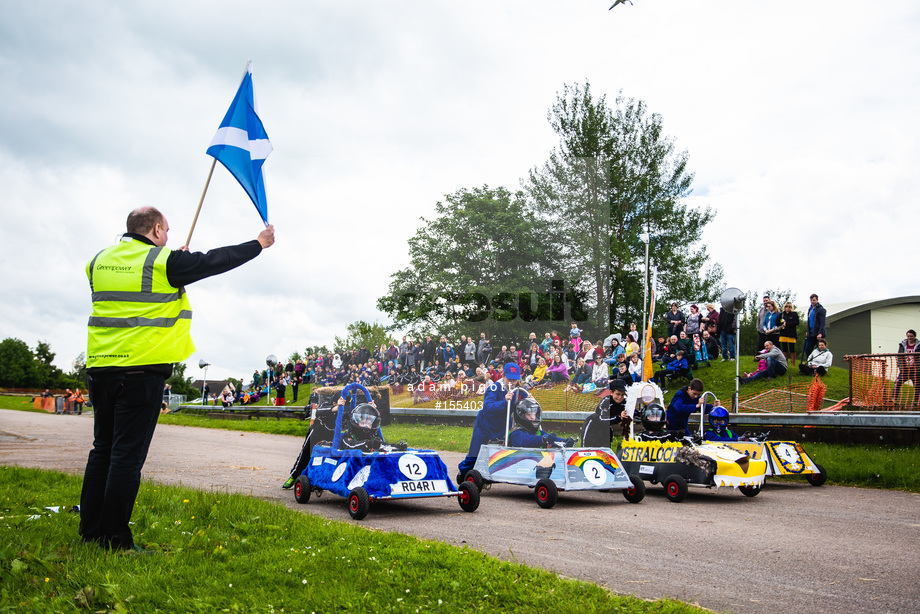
[667,355,851,407]
[0,466,701,614]
[159,412,310,436]
[782,442,920,492]
[0,395,50,414]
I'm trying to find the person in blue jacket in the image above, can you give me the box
[437,337,455,366]
[507,397,575,448]
[666,378,712,436]
[652,350,689,388]
[703,406,738,441]
[457,362,529,480]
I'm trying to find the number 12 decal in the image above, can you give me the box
[398,454,428,480]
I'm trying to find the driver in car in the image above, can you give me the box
[507,398,575,448]
[340,403,385,452]
[703,406,738,441]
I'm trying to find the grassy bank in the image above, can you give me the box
[657,355,851,406]
[0,395,51,414]
[784,441,920,491]
[0,466,700,614]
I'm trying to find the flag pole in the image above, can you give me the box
[185,158,217,249]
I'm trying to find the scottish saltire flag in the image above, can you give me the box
[207,61,272,225]
[642,268,658,383]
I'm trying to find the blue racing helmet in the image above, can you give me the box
[709,406,730,429]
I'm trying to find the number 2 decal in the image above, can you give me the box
[582,459,606,485]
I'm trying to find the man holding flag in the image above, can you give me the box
[80,207,274,551]
[80,62,276,552]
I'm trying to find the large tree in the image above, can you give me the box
[0,338,38,387]
[527,82,723,335]
[334,321,391,353]
[33,341,63,388]
[0,338,69,388]
[377,185,572,344]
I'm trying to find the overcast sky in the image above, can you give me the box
[2,0,918,382]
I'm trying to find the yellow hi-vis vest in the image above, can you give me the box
[86,236,195,368]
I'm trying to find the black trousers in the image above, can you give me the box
[80,370,164,550]
[798,364,827,376]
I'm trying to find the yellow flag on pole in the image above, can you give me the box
[642,269,657,382]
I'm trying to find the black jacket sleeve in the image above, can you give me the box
[166,240,263,288]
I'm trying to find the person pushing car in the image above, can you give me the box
[457,362,529,481]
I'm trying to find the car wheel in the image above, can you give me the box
[463,469,484,493]
[348,487,370,520]
[622,474,646,504]
[806,463,827,487]
[534,478,558,509]
[457,481,480,512]
[739,484,761,497]
[294,475,311,504]
[663,474,688,503]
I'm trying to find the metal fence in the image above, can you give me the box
[163,394,187,410]
[846,353,919,410]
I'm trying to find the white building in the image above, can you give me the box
[825,296,920,358]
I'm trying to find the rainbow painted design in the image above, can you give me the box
[487,449,553,473]
[566,449,620,470]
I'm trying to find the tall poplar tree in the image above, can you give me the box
[527,82,723,334]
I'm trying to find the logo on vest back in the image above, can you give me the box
[96,265,134,272]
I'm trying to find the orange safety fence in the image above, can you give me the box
[846,353,919,411]
[33,397,55,412]
[736,375,827,414]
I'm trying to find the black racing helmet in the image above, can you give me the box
[349,403,380,442]
[514,397,542,435]
[641,403,666,433]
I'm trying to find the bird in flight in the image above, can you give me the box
[609,0,633,8]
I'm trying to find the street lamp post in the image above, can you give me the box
[719,288,746,413]
[198,359,210,406]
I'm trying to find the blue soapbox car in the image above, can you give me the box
[293,383,479,520]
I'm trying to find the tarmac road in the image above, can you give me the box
[2,409,918,614]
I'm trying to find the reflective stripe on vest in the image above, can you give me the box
[86,237,195,367]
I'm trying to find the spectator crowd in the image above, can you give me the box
[222,292,834,406]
